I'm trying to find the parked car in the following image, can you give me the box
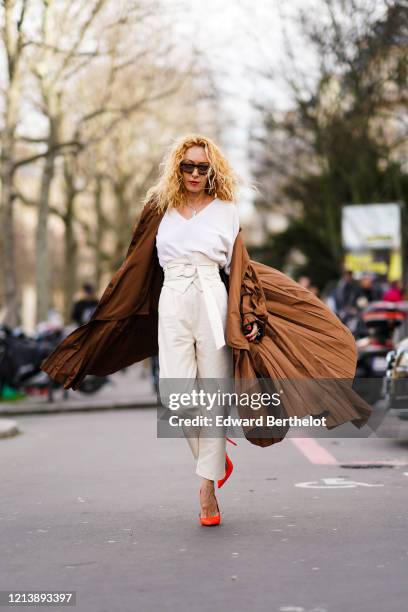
[353,301,408,405]
[383,337,408,419]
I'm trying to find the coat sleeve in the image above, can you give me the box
[86,199,157,319]
[125,200,154,259]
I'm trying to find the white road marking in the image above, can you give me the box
[295,477,384,488]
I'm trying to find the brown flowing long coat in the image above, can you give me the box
[41,200,373,447]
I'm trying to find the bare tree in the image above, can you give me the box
[249,0,408,287]
[11,0,184,323]
[0,0,31,326]
[1,0,225,328]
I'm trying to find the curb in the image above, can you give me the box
[0,418,20,438]
[0,396,159,417]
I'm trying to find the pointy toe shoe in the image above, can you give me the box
[217,452,233,489]
[199,502,221,526]
[217,437,238,489]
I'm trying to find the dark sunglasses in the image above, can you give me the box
[179,161,211,175]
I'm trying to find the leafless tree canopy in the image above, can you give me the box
[0,0,221,327]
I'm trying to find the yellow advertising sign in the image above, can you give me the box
[344,251,401,280]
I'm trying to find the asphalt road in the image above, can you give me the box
[1,408,408,612]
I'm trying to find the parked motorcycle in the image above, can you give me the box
[0,323,109,402]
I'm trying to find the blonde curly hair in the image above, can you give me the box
[144,134,241,214]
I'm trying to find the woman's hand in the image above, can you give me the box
[244,321,260,342]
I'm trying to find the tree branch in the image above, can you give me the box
[13,140,82,169]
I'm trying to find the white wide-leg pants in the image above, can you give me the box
[158,253,233,481]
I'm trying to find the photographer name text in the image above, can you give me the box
[167,415,327,427]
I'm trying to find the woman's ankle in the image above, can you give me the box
[201,477,215,492]
[199,481,219,517]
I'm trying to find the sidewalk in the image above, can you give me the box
[0,418,19,438]
[0,362,158,416]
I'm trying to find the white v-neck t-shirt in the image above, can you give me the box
[155,198,240,275]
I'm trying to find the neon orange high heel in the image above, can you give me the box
[199,488,221,526]
[217,453,233,488]
[217,437,238,489]
[199,503,221,526]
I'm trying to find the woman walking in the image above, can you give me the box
[151,136,257,525]
[41,134,373,529]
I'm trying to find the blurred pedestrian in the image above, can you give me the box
[383,280,404,302]
[71,283,99,327]
[357,274,383,305]
[333,269,361,321]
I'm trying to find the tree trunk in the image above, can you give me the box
[112,176,131,265]
[94,174,104,289]
[35,119,58,324]
[62,161,78,323]
[0,131,19,326]
[0,0,28,326]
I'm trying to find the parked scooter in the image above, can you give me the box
[0,323,110,402]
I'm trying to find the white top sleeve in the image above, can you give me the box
[223,203,240,275]
[156,199,240,274]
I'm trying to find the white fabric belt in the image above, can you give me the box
[163,253,226,350]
